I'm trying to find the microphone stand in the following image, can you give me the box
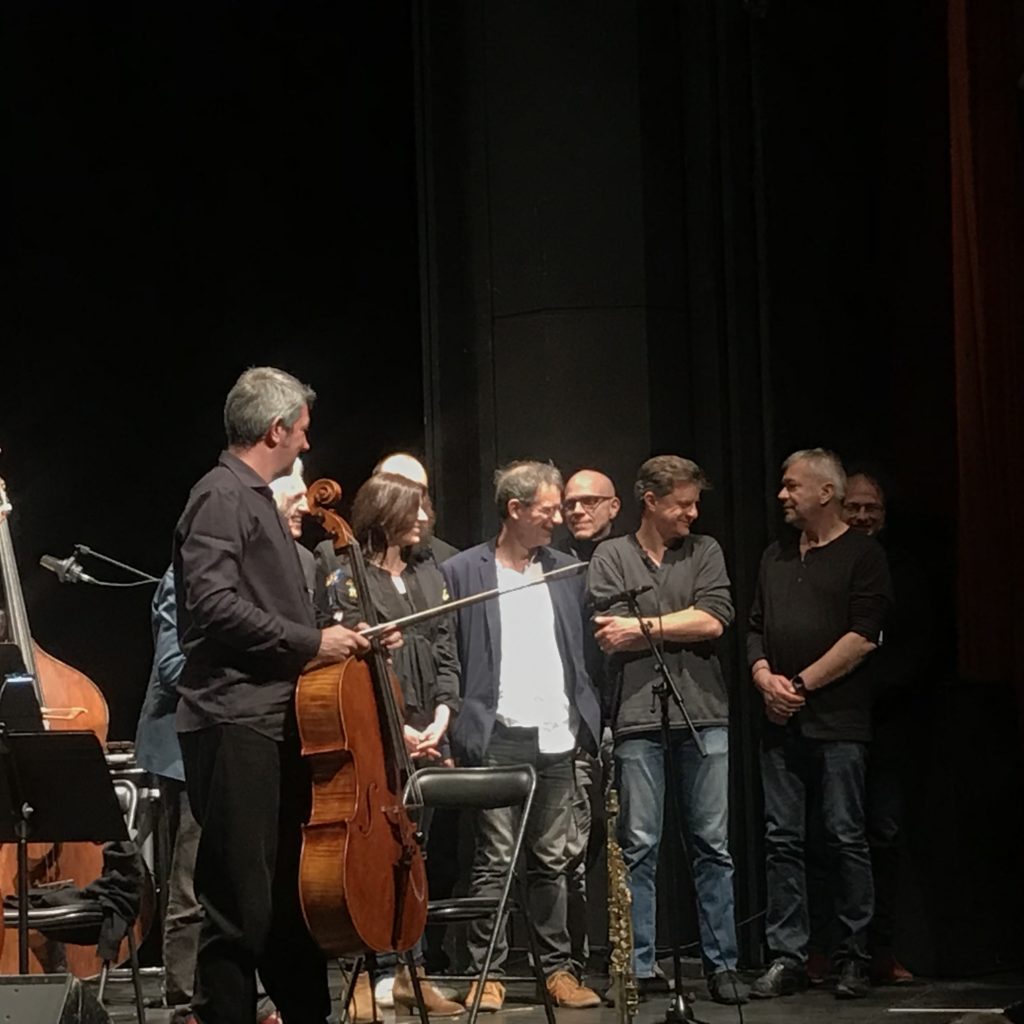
[74,544,160,583]
[622,591,707,1024]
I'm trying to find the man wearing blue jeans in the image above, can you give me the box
[748,448,892,1000]
[588,455,746,1006]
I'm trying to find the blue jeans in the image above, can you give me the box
[761,733,873,967]
[615,727,738,975]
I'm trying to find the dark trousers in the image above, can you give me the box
[466,724,575,977]
[865,728,903,952]
[161,778,203,1006]
[181,724,330,1024]
[761,733,873,967]
[807,728,903,958]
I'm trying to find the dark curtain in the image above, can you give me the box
[948,0,1024,705]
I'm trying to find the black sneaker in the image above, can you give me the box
[835,959,870,999]
[707,970,750,1005]
[750,959,808,999]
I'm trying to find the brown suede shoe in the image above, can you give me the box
[464,980,506,1013]
[393,965,464,1017]
[546,970,602,1009]
[347,971,378,1023]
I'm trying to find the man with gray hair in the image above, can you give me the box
[747,448,892,1001]
[173,366,372,1024]
[587,455,746,1005]
[441,460,603,1012]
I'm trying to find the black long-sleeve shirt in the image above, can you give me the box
[747,527,892,743]
[173,452,321,740]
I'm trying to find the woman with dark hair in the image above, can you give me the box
[318,472,461,1018]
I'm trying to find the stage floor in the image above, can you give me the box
[115,965,1024,1024]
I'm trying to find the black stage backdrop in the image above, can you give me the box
[2,3,423,741]
[2,0,1021,979]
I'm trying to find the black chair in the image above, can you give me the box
[2,776,148,1023]
[400,763,556,1024]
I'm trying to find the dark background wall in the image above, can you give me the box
[2,2,424,741]
[2,0,1020,978]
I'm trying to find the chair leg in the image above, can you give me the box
[516,873,556,1024]
[468,902,512,1024]
[128,926,148,1024]
[402,950,430,1024]
[339,956,381,1024]
[97,960,110,1005]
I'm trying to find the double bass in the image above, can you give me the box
[295,480,427,956]
[0,472,145,977]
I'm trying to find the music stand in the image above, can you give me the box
[0,726,127,973]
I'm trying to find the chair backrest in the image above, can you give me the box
[403,764,536,811]
[111,777,140,839]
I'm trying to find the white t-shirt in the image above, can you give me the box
[495,560,576,754]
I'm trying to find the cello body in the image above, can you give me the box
[295,480,427,957]
[296,656,427,956]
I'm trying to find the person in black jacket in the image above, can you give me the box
[316,471,463,1019]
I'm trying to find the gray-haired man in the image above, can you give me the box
[748,448,892,1000]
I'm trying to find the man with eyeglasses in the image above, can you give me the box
[586,455,746,1005]
[837,467,931,988]
[441,460,603,1012]
[555,469,622,979]
[559,469,622,562]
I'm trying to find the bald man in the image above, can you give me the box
[374,451,459,563]
[558,469,622,562]
[554,469,621,978]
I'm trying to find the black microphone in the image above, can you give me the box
[591,584,654,612]
[39,553,97,585]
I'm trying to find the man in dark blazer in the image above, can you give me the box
[441,460,602,1013]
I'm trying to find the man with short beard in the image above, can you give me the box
[748,449,892,1001]
[587,455,744,1005]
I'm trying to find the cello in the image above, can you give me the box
[295,479,427,956]
[0,471,148,977]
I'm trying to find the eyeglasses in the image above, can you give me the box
[843,502,884,515]
[531,504,562,520]
[562,495,614,514]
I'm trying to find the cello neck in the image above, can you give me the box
[345,539,415,782]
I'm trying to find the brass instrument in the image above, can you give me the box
[605,786,638,1024]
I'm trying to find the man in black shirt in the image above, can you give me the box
[559,469,622,562]
[842,467,931,985]
[747,448,892,1001]
[174,366,371,1024]
[558,468,622,978]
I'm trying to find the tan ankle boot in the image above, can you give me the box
[393,965,464,1017]
[347,971,377,1023]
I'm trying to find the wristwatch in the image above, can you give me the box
[791,674,807,696]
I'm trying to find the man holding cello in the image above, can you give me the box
[173,367,370,1024]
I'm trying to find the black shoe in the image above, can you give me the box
[707,970,750,1005]
[835,959,870,999]
[750,959,808,999]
